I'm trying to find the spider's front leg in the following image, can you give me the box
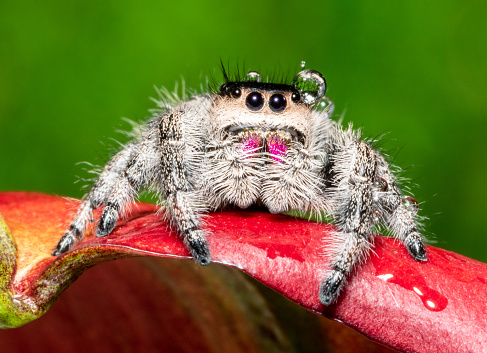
[93,125,162,238]
[319,139,427,305]
[157,110,210,265]
[320,140,383,305]
[376,155,427,261]
[54,100,210,266]
[52,143,138,255]
[53,118,163,255]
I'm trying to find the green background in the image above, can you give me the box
[1,1,486,262]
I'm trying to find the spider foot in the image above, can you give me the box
[96,205,119,237]
[405,232,427,261]
[320,269,345,306]
[186,230,211,266]
[51,230,76,256]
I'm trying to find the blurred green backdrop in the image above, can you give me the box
[1,1,486,262]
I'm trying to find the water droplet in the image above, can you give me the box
[293,69,326,104]
[371,244,448,312]
[300,61,306,69]
[312,97,334,114]
[245,71,261,82]
[403,196,419,214]
[413,287,423,295]
[378,273,393,281]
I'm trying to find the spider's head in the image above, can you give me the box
[211,69,332,153]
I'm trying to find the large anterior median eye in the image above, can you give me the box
[269,93,287,113]
[246,91,264,111]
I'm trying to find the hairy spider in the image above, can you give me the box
[52,65,427,305]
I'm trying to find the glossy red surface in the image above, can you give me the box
[1,192,486,352]
[371,246,448,312]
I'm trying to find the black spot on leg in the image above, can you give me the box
[69,224,82,238]
[183,226,198,234]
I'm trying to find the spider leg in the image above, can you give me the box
[95,134,161,238]
[376,155,427,261]
[320,140,377,305]
[52,144,137,255]
[157,110,210,265]
[54,98,211,266]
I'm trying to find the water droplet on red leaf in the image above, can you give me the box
[371,245,448,312]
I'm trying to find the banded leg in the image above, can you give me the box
[387,205,426,260]
[320,141,377,305]
[52,144,137,255]
[159,111,210,265]
[96,137,161,238]
[166,190,210,265]
[376,156,427,261]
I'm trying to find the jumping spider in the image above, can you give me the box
[52,66,427,305]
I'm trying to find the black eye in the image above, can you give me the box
[219,85,229,96]
[246,91,264,111]
[231,88,241,98]
[269,93,287,113]
[291,91,300,103]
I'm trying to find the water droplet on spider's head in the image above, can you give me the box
[402,196,419,214]
[313,97,334,114]
[245,71,261,82]
[293,69,326,104]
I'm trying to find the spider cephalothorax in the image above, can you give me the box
[53,65,426,305]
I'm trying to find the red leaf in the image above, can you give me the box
[0,258,397,352]
[0,192,486,352]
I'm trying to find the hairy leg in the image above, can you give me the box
[157,110,210,265]
[320,141,377,305]
[375,155,427,261]
[52,144,137,255]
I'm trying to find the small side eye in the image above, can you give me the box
[219,85,229,96]
[378,177,388,191]
[291,92,300,103]
[269,93,287,113]
[231,88,242,98]
[246,91,264,111]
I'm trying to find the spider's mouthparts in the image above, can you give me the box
[265,130,291,159]
[237,128,292,160]
[239,129,264,153]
